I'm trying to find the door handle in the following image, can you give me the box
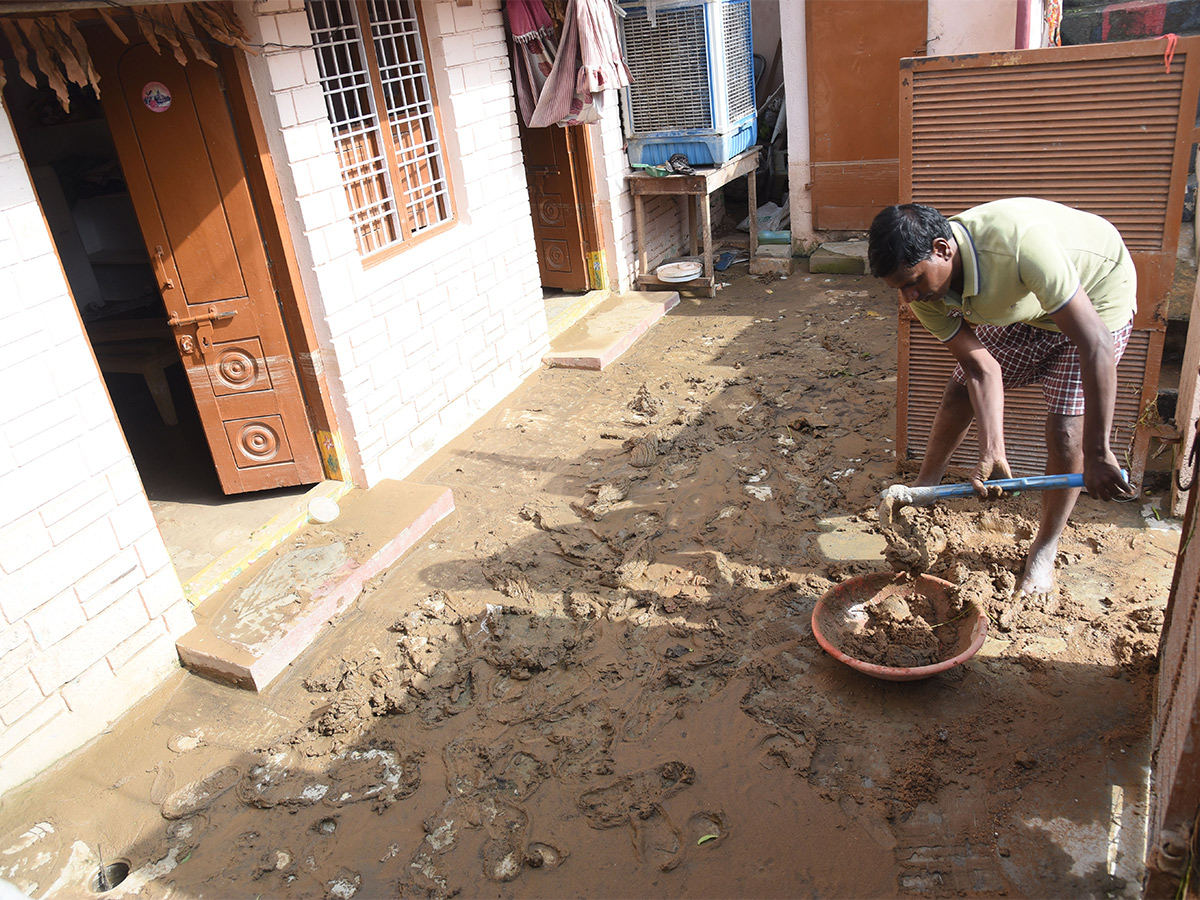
[168,305,236,359]
[155,245,175,290]
[167,305,237,328]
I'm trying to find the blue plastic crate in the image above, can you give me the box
[625,116,757,167]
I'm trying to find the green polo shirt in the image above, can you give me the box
[909,197,1137,342]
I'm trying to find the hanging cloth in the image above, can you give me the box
[507,0,631,128]
[1044,0,1062,46]
[574,0,631,100]
[505,0,559,127]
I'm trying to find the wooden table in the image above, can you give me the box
[629,146,759,298]
[87,318,180,426]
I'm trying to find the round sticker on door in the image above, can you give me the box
[142,82,171,113]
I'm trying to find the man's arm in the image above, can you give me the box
[1048,288,1136,501]
[916,326,1012,495]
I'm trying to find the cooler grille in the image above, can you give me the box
[722,0,754,122]
[621,6,713,131]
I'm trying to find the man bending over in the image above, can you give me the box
[867,197,1137,598]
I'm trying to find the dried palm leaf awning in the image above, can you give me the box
[0,3,252,109]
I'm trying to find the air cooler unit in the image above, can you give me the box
[618,0,756,167]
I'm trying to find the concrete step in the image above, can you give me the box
[751,244,794,276]
[175,480,454,691]
[545,289,609,340]
[809,240,868,276]
[543,290,679,370]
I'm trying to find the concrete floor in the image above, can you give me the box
[105,239,1198,597]
[104,362,318,588]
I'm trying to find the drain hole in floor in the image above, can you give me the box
[91,860,130,893]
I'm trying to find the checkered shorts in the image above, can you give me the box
[951,318,1134,416]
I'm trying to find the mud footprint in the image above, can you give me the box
[633,805,683,871]
[686,810,728,847]
[149,763,175,805]
[577,761,695,828]
[161,765,240,820]
[480,798,529,883]
[238,749,329,809]
[165,813,209,855]
[756,733,813,773]
[497,751,546,800]
[443,736,507,796]
[167,730,206,754]
[324,746,420,808]
[524,841,568,870]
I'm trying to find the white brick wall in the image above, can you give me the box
[243,0,550,489]
[0,107,194,794]
[0,0,662,789]
[586,98,690,293]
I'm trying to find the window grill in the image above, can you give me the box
[308,0,452,256]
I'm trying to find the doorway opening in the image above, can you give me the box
[517,120,609,336]
[1,51,317,588]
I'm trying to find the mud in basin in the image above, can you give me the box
[811,571,987,681]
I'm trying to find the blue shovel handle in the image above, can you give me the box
[904,469,1129,503]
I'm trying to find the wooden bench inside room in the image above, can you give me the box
[87,318,181,426]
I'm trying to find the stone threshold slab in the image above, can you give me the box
[543,290,679,370]
[176,480,454,691]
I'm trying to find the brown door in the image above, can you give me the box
[519,120,589,291]
[1145,432,1200,895]
[805,0,927,230]
[92,37,323,493]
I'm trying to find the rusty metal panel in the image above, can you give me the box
[899,317,1153,476]
[900,41,1198,254]
[898,37,1200,486]
[1146,457,1200,897]
[806,0,927,229]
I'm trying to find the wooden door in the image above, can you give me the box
[1146,417,1200,896]
[519,120,589,291]
[92,38,323,493]
[805,0,927,230]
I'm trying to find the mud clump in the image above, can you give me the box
[881,505,948,573]
[840,589,963,668]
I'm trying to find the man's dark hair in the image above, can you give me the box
[867,204,953,278]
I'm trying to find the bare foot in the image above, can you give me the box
[1016,543,1057,601]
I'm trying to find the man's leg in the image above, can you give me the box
[916,379,975,485]
[1019,412,1084,598]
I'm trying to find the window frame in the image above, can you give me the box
[308,0,457,266]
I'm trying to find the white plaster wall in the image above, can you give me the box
[928,0,1019,55]
[587,41,698,291]
[751,0,783,97]
[0,105,194,794]
[244,0,549,488]
[589,104,635,293]
[592,97,693,286]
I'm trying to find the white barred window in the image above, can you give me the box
[307,0,454,258]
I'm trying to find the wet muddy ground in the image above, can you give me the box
[0,264,1184,899]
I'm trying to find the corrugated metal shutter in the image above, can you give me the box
[908,57,1182,252]
[901,327,1151,475]
[898,38,1200,481]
